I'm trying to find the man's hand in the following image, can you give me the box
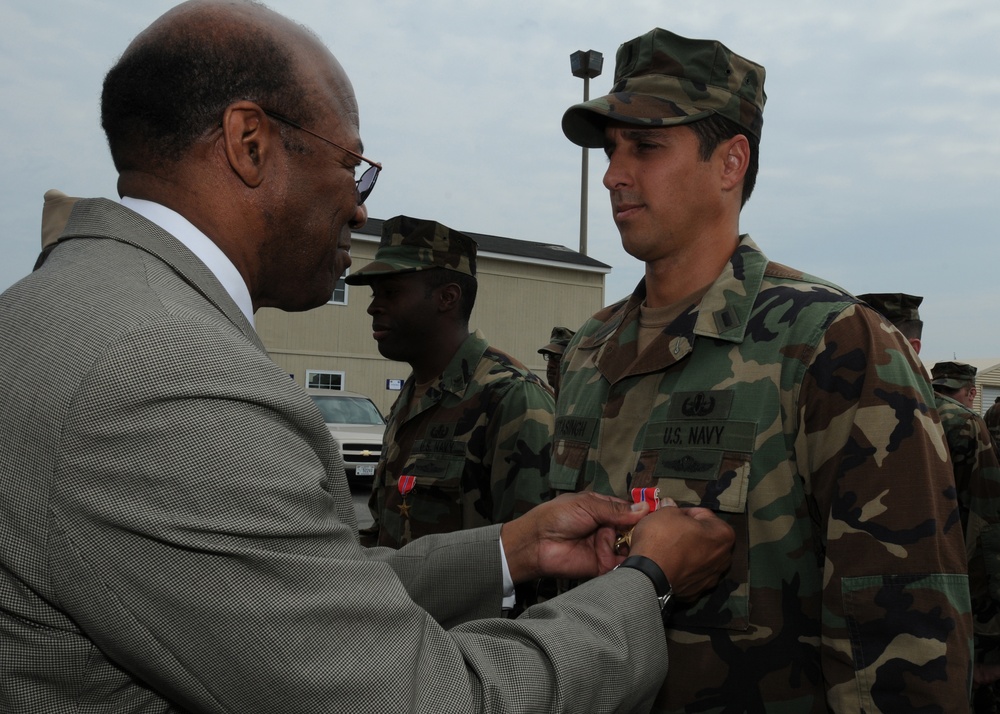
[501,492,650,583]
[628,505,735,600]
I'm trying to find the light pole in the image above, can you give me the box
[570,49,603,257]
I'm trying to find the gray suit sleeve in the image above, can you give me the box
[366,525,506,627]
[44,316,667,713]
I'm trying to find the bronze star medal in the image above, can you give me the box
[614,528,633,554]
[397,475,416,518]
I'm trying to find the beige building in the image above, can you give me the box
[255,218,610,415]
[970,360,1000,416]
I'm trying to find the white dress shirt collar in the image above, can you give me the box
[120,197,255,327]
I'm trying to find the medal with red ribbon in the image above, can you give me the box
[615,487,661,554]
[397,475,416,518]
[630,487,660,511]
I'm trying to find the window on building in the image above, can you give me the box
[307,370,345,391]
[328,272,348,305]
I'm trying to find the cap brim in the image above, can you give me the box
[562,93,714,148]
[538,343,566,355]
[344,262,423,285]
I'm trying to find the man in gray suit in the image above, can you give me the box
[0,2,735,712]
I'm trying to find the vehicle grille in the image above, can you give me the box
[340,444,381,462]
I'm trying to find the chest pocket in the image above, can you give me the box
[549,416,598,491]
[379,437,466,546]
[637,418,755,632]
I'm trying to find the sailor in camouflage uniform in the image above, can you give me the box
[347,216,554,549]
[556,28,972,712]
[934,360,981,409]
[985,398,1000,446]
[537,325,576,397]
[932,361,1000,707]
[856,292,925,354]
[862,297,1000,708]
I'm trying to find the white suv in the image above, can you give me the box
[307,389,386,485]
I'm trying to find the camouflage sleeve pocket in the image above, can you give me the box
[838,573,971,711]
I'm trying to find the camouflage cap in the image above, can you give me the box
[345,215,477,285]
[931,360,977,390]
[857,293,923,327]
[538,326,577,356]
[562,28,766,148]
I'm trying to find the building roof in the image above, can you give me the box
[970,360,1000,380]
[922,358,1000,375]
[355,217,611,272]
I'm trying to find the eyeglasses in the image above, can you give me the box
[263,110,382,205]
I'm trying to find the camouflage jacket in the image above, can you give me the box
[362,330,554,548]
[935,393,1000,642]
[984,402,1000,447]
[552,236,972,713]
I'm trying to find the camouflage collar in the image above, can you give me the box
[691,236,767,341]
[417,329,490,401]
[934,391,975,415]
[584,234,767,350]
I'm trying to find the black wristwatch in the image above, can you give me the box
[615,555,674,615]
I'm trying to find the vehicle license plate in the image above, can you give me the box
[356,464,376,476]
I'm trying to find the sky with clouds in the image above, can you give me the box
[2,0,999,363]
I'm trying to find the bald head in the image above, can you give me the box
[98,0,368,314]
[101,0,330,174]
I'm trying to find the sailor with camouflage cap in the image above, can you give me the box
[348,216,555,560]
[932,360,979,408]
[857,292,924,352]
[552,27,971,711]
[537,325,576,396]
[927,359,1000,699]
